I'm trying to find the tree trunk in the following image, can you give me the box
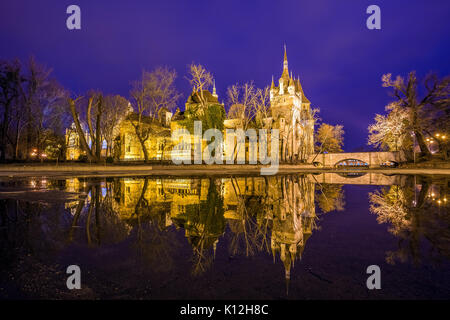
[95,109,101,162]
[12,120,21,161]
[0,100,11,162]
[25,104,33,161]
[133,125,149,163]
[68,99,97,162]
[414,130,432,159]
[86,97,96,149]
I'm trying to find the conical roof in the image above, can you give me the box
[296,77,310,103]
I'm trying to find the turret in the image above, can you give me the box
[288,72,295,95]
[212,79,218,99]
[270,75,276,100]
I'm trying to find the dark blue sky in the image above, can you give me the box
[1,0,449,150]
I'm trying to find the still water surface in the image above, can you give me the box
[0,173,449,299]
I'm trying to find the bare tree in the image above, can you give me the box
[186,63,213,110]
[102,95,129,157]
[368,102,411,152]
[226,82,274,161]
[130,67,181,163]
[314,123,344,153]
[227,82,256,124]
[1,57,68,161]
[381,72,450,159]
[253,86,271,128]
[0,59,22,161]
[68,96,98,162]
[20,57,53,160]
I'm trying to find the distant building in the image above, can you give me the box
[117,110,173,161]
[65,122,91,160]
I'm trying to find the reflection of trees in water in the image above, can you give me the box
[227,176,272,258]
[120,177,178,275]
[369,177,450,266]
[68,182,131,246]
[314,183,345,214]
[176,178,226,276]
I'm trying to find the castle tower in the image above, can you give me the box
[269,46,315,161]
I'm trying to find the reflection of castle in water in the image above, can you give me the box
[64,175,317,286]
[4,174,448,298]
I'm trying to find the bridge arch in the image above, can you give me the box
[308,151,406,168]
[335,158,369,168]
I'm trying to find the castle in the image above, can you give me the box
[66,47,315,163]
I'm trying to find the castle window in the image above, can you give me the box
[127,145,131,152]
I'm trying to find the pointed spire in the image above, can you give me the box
[212,79,218,98]
[271,75,275,89]
[284,44,287,62]
[282,44,289,78]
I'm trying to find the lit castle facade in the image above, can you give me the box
[269,46,315,162]
[66,47,315,163]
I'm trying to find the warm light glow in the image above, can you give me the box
[41,153,47,158]
[435,133,440,137]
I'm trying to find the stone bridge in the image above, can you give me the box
[308,151,406,168]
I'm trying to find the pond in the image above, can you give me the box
[0,173,449,299]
